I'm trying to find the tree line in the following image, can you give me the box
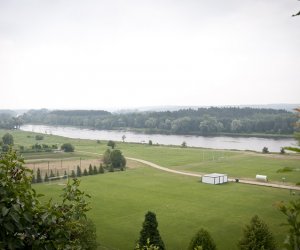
[20,107,297,135]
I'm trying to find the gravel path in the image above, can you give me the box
[77,151,300,191]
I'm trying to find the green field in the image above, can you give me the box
[1,129,300,249]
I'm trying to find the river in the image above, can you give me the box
[20,124,297,152]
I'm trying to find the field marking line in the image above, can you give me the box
[76,150,300,190]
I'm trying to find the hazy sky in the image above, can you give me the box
[0,0,299,110]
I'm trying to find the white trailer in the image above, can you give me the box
[256,174,268,182]
[202,173,228,185]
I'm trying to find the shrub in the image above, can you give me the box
[238,215,276,250]
[35,134,44,140]
[61,143,75,152]
[188,228,216,250]
[2,133,14,145]
[262,147,269,153]
[138,211,165,250]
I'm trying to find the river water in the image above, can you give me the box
[20,124,297,152]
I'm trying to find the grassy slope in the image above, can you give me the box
[1,129,299,249]
[36,168,292,250]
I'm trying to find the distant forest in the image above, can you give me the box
[13,107,297,136]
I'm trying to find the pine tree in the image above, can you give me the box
[238,215,276,250]
[77,165,82,177]
[93,165,98,175]
[71,170,76,178]
[188,229,216,250]
[88,164,93,175]
[63,170,68,179]
[31,174,36,184]
[83,169,88,176]
[50,170,55,178]
[36,168,42,183]
[99,164,104,174]
[44,173,49,182]
[138,211,165,250]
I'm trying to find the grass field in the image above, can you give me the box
[1,129,300,249]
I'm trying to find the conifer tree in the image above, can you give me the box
[138,211,165,250]
[93,165,98,175]
[50,170,55,178]
[238,215,276,250]
[88,164,93,175]
[44,172,49,182]
[83,169,88,176]
[71,170,76,178]
[99,164,104,174]
[77,165,82,177]
[64,170,68,179]
[188,229,216,250]
[36,168,42,183]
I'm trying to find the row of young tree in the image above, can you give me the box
[32,164,105,183]
[137,208,299,250]
[21,107,297,135]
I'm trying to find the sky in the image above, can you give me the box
[0,0,299,110]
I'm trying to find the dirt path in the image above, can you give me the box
[77,151,300,191]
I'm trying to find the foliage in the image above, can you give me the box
[280,147,286,154]
[35,134,44,140]
[187,228,216,250]
[238,215,276,250]
[0,148,97,249]
[277,167,293,173]
[277,198,300,249]
[99,164,104,174]
[284,147,300,153]
[77,165,82,177]
[138,211,165,250]
[149,140,153,146]
[36,168,42,183]
[20,107,297,136]
[181,141,187,148]
[135,238,160,250]
[88,164,93,175]
[262,147,269,154]
[107,140,116,149]
[2,133,14,145]
[61,143,75,152]
[110,149,126,169]
[103,149,111,165]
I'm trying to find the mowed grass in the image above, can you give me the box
[35,167,294,250]
[1,129,300,184]
[1,129,300,249]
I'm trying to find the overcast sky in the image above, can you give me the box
[0,0,299,110]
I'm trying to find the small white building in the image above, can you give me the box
[202,173,228,185]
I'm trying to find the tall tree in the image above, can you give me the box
[36,168,42,183]
[238,215,276,250]
[188,228,216,250]
[277,198,300,250]
[110,149,126,169]
[2,133,14,145]
[0,148,97,249]
[138,211,165,250]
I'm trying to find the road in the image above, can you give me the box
[127,157,300,191]
[77,151,300,191]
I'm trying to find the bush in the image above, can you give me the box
[35,134,44,140]
[277,167,293,173]
[138,211,165,250]
[0,149,97,249]
[2,133,14,145]
[238,215,276,250]
[61,143,75,152]
[262,147,269,153]
[188,228,216,250]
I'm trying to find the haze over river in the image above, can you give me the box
[21,124,297,152]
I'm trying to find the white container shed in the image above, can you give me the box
[202,173,228,185]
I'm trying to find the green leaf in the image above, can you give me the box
[4,222,14,232]
[23,211,33,223]
[2,206,9,216]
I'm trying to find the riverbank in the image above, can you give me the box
[20,124,297,152]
